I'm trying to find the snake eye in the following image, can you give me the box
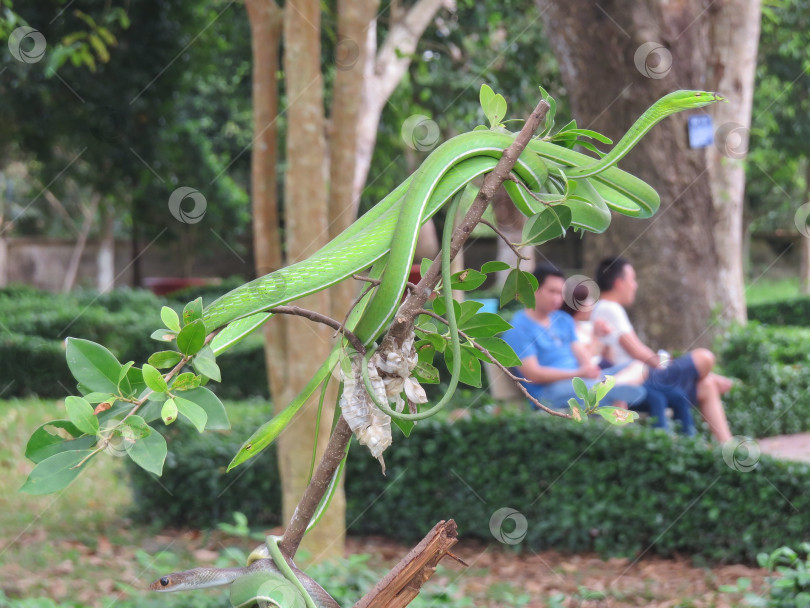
[160,577,170,587]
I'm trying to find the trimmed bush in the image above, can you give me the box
[126,408,810,563]
[747,297,810,327]
[0,333,72,397]
[717,322,810,438]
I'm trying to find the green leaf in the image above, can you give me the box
[126,429,167,476]
[596,407,639,426]
[516,271,538,309]
[174,396,208,432]
[414,340,436,364]
[431,296,461,320]
[180,387,229,430]
[192,346,222,382]
[151,329,176,342]
[148,351,183,370]
[161,399,178,425]
[480,83,495,118]
[459,301,485,325]
[182,297,203,326]
[80,392,114,404]
[118,362,134,384]
[176,319,206,356]
[25,420,96,463]
[65,396,99,435]
[458,312,511,338]
[572,377,588,401]
[161,306,181,332]
[419,257,433,279]
[413,361,440,384]
[450,269,487,291]
[481,260,511,274]
[568,399,585,423]
[123,415,152,439]
[20,450,94,495]
[595,375,617,402]
[474,337,522,367]
[500,269,519,308]
[171,372,201,392]
[142,364,168,393]
[444,347,482,388]
[521,207,571,246]
[491,93,507,127]
[392,416,416,438]
[65,338,122,394]
[421,331,446,353]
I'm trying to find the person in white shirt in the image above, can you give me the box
[591,256,733,443]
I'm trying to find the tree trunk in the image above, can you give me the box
[63,192,100,292]
[352,0,448,215]
[492,186,534,285]
[800,162,810,295]
[538,0,757,348]
[279,0,343,562]
[97,200,115,292]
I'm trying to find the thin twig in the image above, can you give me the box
[477,218,530,261]
[416,310,570,419]
[353,273,420,293]
[266,305,365,354]
[337,282,376,340]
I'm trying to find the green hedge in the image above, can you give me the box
[717,322,810,438]
[747,297,810,327]
[0,286,270,399]
[126,408,810,563]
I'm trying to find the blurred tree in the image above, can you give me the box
[537,0,760,348]
[747,0,810,293]
[0,1,251,288]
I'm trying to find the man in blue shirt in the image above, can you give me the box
[502,263,644,410]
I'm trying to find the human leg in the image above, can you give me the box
[656,385,696,436]
[695,374,732,443]
[633,386,671,432]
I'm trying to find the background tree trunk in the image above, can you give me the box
[279,0,342,561]
[97,200,115,293]
[538,0,757,348]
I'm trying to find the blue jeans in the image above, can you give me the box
[634,384,696,436]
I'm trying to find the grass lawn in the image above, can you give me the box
[744,276,801,304]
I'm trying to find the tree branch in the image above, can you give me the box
[477,218,530,261]
[266,305,366,354]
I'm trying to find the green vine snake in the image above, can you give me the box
[153,89,723,603]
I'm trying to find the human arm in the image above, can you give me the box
[618,331,661,368]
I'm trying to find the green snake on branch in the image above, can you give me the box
[152,90,723,605]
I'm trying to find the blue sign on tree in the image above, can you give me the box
[688,114,714,149]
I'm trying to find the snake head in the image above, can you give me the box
[149,575,173,591]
